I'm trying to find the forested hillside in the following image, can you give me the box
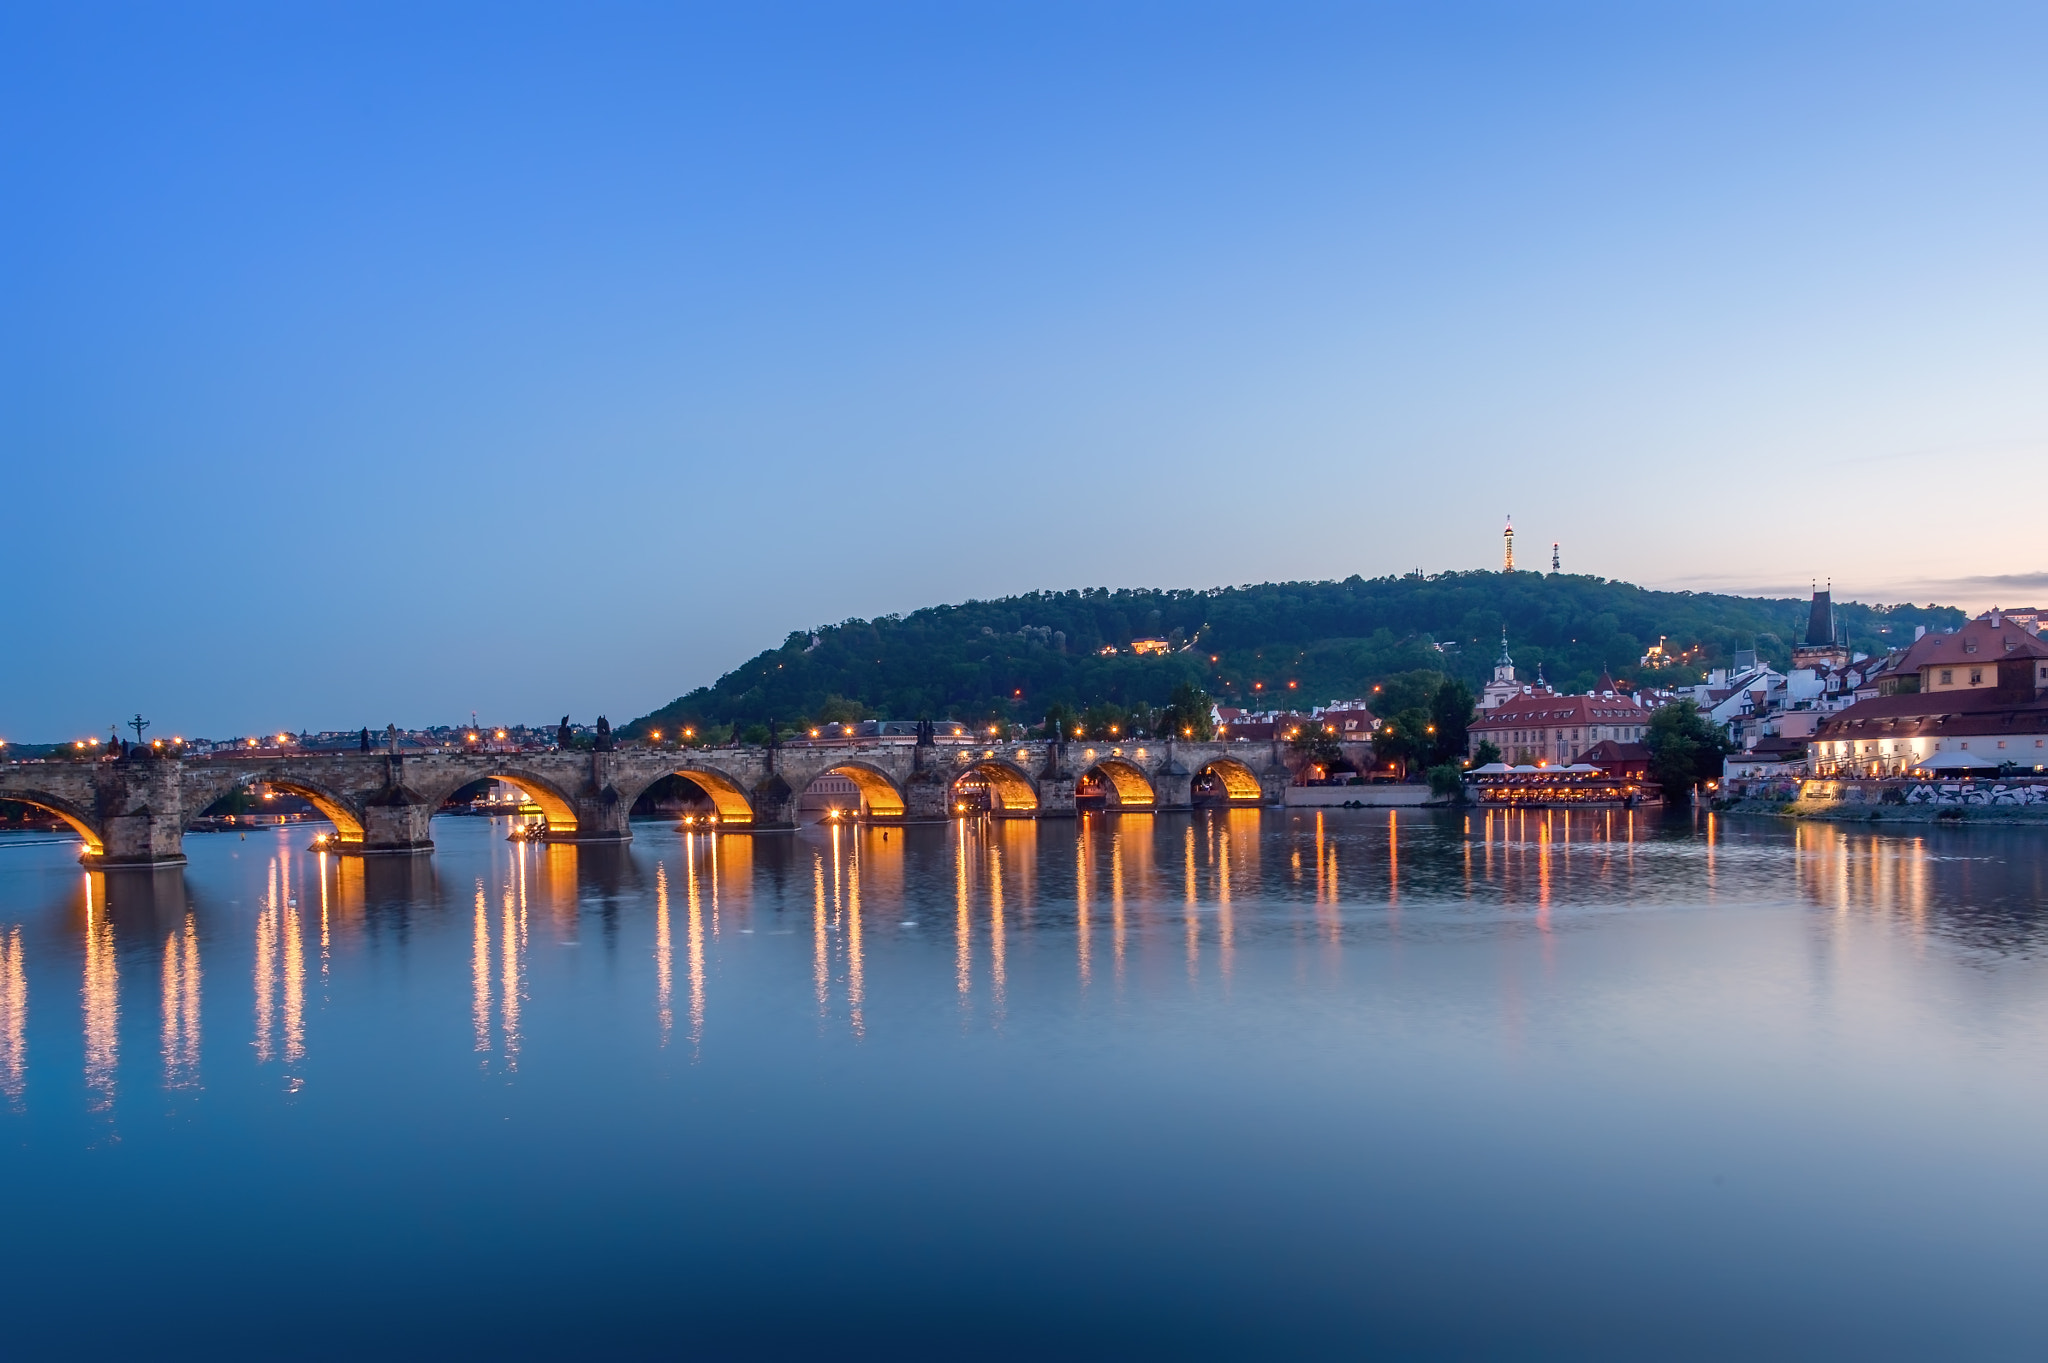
[628,572,1963,740]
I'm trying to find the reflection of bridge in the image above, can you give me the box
[0,735,1300,866]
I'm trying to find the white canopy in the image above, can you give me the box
[1563,763,1601,773]
[1469,763,1512,775]
[1511,764,1543,773]
[1914,750,2001,771]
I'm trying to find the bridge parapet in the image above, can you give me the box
[0,736,1299,865]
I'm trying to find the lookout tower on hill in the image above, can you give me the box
[1503,517,1515,573]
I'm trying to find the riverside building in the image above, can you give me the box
[1808,611,2048,777]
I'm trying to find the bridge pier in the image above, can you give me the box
[91,758,190,866]
[1035,740,1078,818]
[360,784,435,854]
[68,756,186,867]
[903,771,954,821]
[1152,747,1193,811]
[552,785,633,843]
[742,774,798,832]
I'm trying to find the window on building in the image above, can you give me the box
[1970,669,1983,685]
[1941,669,1953,684]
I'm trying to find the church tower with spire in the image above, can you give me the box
[1480,629,1523,710]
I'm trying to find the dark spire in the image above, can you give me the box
[1804,585,1836,646]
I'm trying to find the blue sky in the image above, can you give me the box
[4,2,2044,739]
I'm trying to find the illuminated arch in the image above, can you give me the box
[209,773,368,843]
[1195,758,1264,802]
[661,766,758,825]
[798,763,905,819]
[3,791,103,856]
[423,769,582,833]
[950,760,1039,814]
[1081,758,1155,808]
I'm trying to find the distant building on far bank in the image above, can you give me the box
[1468,678,1650,767]
[1808,610,2048,777]
[1792,585,1851,672]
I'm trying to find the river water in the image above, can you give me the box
[1,808,2045,1359]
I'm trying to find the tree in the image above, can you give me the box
[1371,708,1433,778]
[1426,762,1466,799]
[1375,670,1446,718]
[1081,702,1131,740]
[1471,738,1503,767]
[1428,678,1475,765]
[1155,681,1215,740]
[1646,701,1730,803]
[816,694,867,723]
[1288,719,1343,771]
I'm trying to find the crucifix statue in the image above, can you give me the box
[129,714,151,746]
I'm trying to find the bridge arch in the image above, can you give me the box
[645,765,757,825]
[200,771,368,842]
[1193,756,1264,804]
[420,768,582,833]
[1079,757,1155,808]
[795,762,906,820]
[2,790,104,856]
[950,759,1039,815]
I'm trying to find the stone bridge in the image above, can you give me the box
[0,735,1310,866]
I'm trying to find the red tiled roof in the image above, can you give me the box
[1470,695,1650,730]
[1893,618,2048,673]
[1814,689,2048,741]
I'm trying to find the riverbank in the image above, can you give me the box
[1714,796,2048,825]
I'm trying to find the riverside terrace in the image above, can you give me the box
[0,733,1320,866]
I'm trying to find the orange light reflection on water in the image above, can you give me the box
[161,913,200,1091]
[83,873,117,1116]
[1,926,25,1108]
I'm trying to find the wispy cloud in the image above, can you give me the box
[1647,570,2048,609]
[1915,571,2048,599]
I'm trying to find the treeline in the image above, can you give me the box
[627,571,1965,737]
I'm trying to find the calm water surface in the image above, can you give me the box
[2,809,2046,1359]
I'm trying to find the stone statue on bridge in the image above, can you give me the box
[359,727,371,752]
[595,716,613,752]
[557,716,572,749]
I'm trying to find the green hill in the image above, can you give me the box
[627,571,1964,740]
